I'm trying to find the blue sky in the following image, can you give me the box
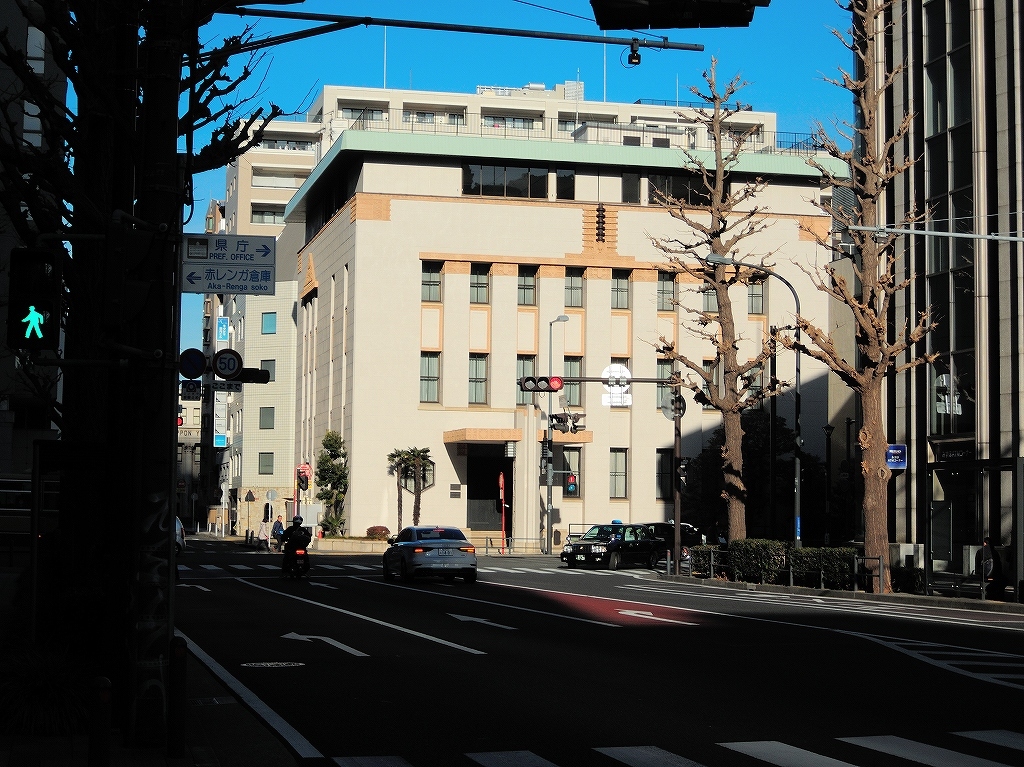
[180,0,854,350]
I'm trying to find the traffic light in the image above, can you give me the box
[236,367,271,384]
[6,247,62,352]
[550,413,571,433]
[298,473,309,491]
[519,376,564,393]
[566,473,578,494]
[595,203,606,242]
[568,412,585,433]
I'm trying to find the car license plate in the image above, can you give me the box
[438,549,453,556]
[576,554,585,560]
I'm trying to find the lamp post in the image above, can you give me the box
[545,315,570,555]
[823,424,834,545]
[705,254,802,547]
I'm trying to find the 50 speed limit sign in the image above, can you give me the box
[212,349,243,380]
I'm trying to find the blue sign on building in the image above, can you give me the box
[214,434,227,448]
[886,444,908,470]
[217,317,229,343]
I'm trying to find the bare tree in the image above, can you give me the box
[785,0,935,592]
[651,59,784,542]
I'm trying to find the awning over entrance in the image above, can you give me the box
[443,428,522,444]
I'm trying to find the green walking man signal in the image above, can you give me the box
[5,248,62,352]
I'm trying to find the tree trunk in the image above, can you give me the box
[722,410,747,541]
[412,457,422,526]
[396,474,403,531]
[860,382,891,592]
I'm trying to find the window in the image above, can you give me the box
[420,352,440,403]
[748,280,765,315]
[610,357,630,408]
[649,172,713,207]
[658,271,676,311]
[556,169,576,200]
[565,267,584,308]
[517,266,537,305]
[463,164,549,199]
[177,446,183,463]
[610,448,628,498]
[486,115,535,130]
[563,447,581,498]
[403,110,435,123]
[469,354,488,405]
[611,270,631,309]
[422,261,442,302]
[341,107,384,120]
[261,359,276,382]
[564,357,583,407]
[261,312,277,334]
[656,448,674,500]
[657,359,674,409]
[702,360,719,409]
[516,355,536,405]
[194,446,201,463]
[702,285,719,313]
[192,408,200,425]
[470,264,490,304]
[622,173,641,204]
[259,407,275,429]
[258,452,274,475]
[448,112,466,125]
[251,207,285,225]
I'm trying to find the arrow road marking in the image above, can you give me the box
[309,581,337,590]
[449,614,517,630]
[282,631,368,657]
[617,609,697,626]
[176,584,210,591]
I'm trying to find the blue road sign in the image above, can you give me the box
[178,348,207,380]
[886,444,908,470]
[181,234,276,295]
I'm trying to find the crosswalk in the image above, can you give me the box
[176,562,649,576]
[330,730,1024,767]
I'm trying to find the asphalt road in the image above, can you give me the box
[176,539,1024,767]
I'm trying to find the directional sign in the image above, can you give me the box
[212,349,243,380]
[181,234,276,295]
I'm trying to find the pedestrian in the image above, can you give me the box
[980,536,1007,600]
[272,515,285,552]
[256,519,270,551]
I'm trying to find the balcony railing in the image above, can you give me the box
[326,108,824,157]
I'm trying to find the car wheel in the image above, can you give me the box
[566,558,576,569]
[382,556,394,581]
[608,552,620,571]
[463,570,477,584]
[400,559,413,583]
[647,551,659,570]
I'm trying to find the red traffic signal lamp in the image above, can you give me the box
[566,473,578,493]
[519,376,564,393]
[6,247,62,352]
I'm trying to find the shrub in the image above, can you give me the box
[365,525,391,541]
[788,546,857,589]
[729,539,787,584]
[689,545,721,578]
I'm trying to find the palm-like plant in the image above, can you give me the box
[386,448,412,531]
[407,447,431,527]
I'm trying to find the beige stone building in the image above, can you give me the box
[274,83,844,547]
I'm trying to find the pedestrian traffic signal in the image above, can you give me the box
[550,413,571,433]
[566,474,578,493]
[519,376,564,392]
[568,412,585,433]
[298,473,309,491]
[6,248,62,352]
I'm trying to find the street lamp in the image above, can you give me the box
[545,315,570,555]
[705,254,802,547]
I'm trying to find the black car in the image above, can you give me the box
[645,522,704,552]
[561,523,662,570]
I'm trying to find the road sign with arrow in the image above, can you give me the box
[181,234,276,295]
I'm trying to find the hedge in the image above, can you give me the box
[787,546,857,590]
[687,541,858,590]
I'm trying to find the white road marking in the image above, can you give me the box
[346,564,375,570]
[595,745,708,766]
[449,614,517,630]
[175,584,210,592]
[332,757,414,766]
[318,564,343,570]
[175,630,323,760]
[239,579,486,655]
[200,564,222,570]
[840,735,1013,766]
[466,751,560,766]
[617,609,696,626]
[722,741,857,767]
[282,631,368,657]
[228,564,253,570]
[955,731,1024,751]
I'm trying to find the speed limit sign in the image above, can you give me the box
[212,349,243,380]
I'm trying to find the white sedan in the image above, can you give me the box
[382,526,477,584]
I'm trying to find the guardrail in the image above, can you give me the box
[483,536,544,555]
[853,555,885,594]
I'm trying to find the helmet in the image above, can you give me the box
[292,516,303,525]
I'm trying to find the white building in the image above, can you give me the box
[269,82,844,547]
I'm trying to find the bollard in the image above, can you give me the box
[88,677,111,767]
[168,636,187,757]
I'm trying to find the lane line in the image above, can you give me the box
[332,757,414,766]
[840,735,1013,766]
[466,750,560,766]
[238,579,486,655]
[955,731,1024,751]
[721,741,856,767]
[174,629,323,760]
[595,744,708,766]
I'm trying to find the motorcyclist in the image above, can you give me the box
[280,516,311,576]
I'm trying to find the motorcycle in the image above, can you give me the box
[281,546,310,578]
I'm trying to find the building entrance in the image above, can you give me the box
[466,444,513,536]
[929,467,979,573]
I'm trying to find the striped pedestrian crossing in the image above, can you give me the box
[328,730,1024,767]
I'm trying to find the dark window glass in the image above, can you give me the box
[422,261,442,302]
[950,47,972,127]
[925,61,947,136]
[463,164,482,195]
[482,165,505,196]
[622,173,640,204]
[951,268,974,351]
[260,359,276,382]
[556,169,575,200]
[950,125,972,191]
[656,448,673,501]
[925,1,946,62]
[926,136,948,197]
[529,167,548,199]
[949,0,970,49]
[648,174,668,203]
[928,275,950,353]
[951,351,975,433]
[927,196,950,273]
[518,266,537,306]
[506,167,529,198]
[951,188,974,267]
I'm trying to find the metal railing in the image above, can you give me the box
[853,556,885,594]
[483,536,544,555]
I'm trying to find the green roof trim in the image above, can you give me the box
[285,130,849,218]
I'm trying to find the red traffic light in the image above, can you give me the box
[177,416,184,427]
[519,376,564,392]
[547,376,564,391]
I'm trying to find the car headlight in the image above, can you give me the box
[562,544,572,553]
[591,544,607,554]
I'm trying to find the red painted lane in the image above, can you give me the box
[497,582,709,627]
